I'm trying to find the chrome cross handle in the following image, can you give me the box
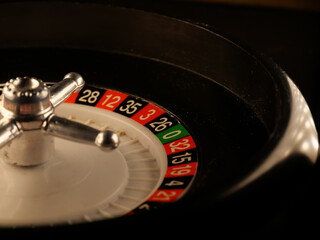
[0,72,119,166]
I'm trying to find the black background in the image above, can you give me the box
[115,0,320,237]
[178,1,320,237]
[1,0,319,238]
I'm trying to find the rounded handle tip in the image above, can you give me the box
[95,130,120,151]
[63,72,85,92]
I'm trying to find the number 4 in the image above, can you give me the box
[165,180,184,187]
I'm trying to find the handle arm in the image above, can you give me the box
[0,119,22,149]
[42,115,119,151]
[50,72,85,107]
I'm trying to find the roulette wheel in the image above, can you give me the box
[0,0,318,238]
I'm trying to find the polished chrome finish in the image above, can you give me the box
[1,77,52,120]
[95,130,120,150]
[0,128,54,166]
[43,115,120,151]
[50,72,84,107]
[0,119,22,149]
[0,72,118,166]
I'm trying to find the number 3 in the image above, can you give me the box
[139,109,156,121]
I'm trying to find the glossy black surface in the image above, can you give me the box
[0,1,319,238]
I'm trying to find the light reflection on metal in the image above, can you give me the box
[0,73,119,166]
[224,77,319,196]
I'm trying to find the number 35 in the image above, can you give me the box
[119,100,142,114]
